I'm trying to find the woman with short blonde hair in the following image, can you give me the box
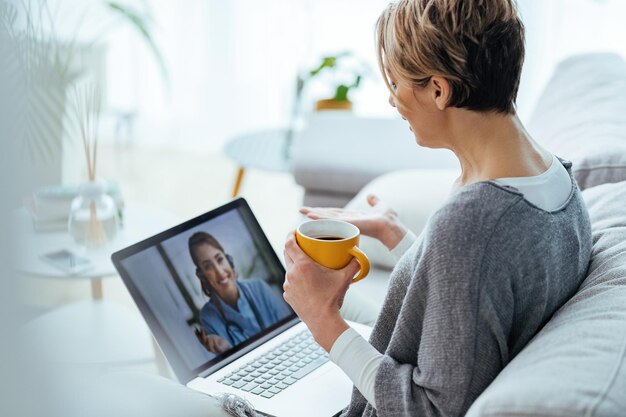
[377,0,525,114]
[284,0,592,416]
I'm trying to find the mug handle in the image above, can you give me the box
[348,246,370,283]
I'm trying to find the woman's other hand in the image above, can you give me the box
[195,328,232,354]
[283,231,356,351]
[300,194,407,250]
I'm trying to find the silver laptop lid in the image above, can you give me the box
[111,198,297,383]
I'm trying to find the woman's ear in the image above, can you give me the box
[430,76,450,111]
[196,270,212,297]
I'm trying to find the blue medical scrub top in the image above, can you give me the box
[199,279,292,347]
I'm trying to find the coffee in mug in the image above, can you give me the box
[313,235,343,241]
[296,219,370,283]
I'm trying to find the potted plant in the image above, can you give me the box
[303,52,369,112]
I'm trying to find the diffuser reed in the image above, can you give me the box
[73,84,102,183]
[68,84,117,248]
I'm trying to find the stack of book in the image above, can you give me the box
[28,182,125,232]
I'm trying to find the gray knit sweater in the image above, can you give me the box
[342,160,592,417]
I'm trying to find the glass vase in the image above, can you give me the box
[68,180,118,248]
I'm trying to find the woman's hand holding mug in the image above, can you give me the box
[283,231,359,351]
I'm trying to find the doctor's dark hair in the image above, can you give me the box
[188,231,229,297]
[188,231,225,266]
[376,0,525,114]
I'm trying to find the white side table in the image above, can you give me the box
[15,202,181,372]
[15,202,180,298]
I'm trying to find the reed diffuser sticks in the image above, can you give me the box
[72,84,107,247]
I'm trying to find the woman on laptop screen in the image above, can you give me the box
[188,231,292,354]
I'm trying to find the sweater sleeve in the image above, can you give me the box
[329,328,383,408]
[373,204,512,417]
[389,230,417,262]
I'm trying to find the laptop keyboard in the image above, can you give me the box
[217,330,329,398]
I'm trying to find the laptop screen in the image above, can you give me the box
[112,198,296,382]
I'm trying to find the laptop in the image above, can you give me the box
[111,198,371,417]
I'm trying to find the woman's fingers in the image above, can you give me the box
[207,335,228,353]
[367,194,391,213]
[301,198,392,223]
[214,336,229,353]
[346,258,361,281]
[212,340,221,353]
[219,340,232,352]
[207,338,217,352]
[284,231,297,267]
[301,206,341,213]
[201,334,214,352]
[300,207,347,220]
[197,331,231,354]
[283,249,293,268]
[367,194,380,207]
[284,231,311,263]
[343,258,361,285]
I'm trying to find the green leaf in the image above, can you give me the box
[324,56,337,68]
[334,84,349,101]
[106,2,169,87]
[305,51,366,102]
[309,56,338,77]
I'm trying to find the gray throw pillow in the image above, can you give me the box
[528,53,626,190]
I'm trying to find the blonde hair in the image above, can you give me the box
[376,0,525,114]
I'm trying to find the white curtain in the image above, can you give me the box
[54,0,626,151]
[102,0,394,151]
[517,0,626,121]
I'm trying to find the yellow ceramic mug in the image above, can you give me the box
[296,219,370,283]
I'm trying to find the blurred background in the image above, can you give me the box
[1,0,625,415]
[43,0,626,151]
[10,0,626,236]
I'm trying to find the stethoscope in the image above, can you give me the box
[213,282,266,344]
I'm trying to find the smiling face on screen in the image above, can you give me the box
[194,243,237,301]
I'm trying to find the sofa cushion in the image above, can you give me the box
[291,113,459,197]
[344,169,459,270]
[528,53,626,190]
[466,181,626,417]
